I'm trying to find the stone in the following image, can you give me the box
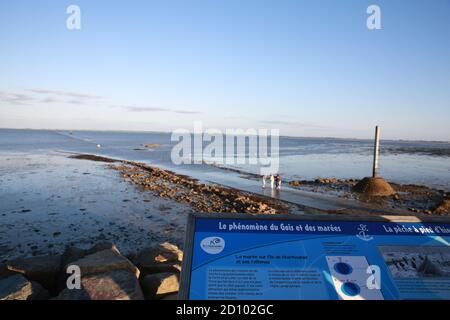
[160,242,183,261]
[141,272,179,300]
[69,249,140,278]
[0,274,32,300]
[29,281,50,300]
[132,242,183,275]
[7,255,62,292]
[0,274,49,300]
[55,270,144,300]
[0,263,14,280]
[161,293,178,300]
[61,246,86,267]
[86,241,120,255]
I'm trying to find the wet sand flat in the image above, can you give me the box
[0,152,191,262]
[1,149,449,262]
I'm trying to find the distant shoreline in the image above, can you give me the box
[1,127,449,144]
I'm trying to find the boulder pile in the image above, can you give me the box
[0,242,182,300]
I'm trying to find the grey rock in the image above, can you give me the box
[0,263,15,280]
[29,281,50,300]
[0,274,32,300]
[69,249,140,278]
[86,242,120,255]
[7,255,62,292]
[132,242,183,275]
[55,269,144,300]
[141,272,179,300]
[161,293,178,300]
[61,246,86,267]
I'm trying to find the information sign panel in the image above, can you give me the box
[179,214,450,300]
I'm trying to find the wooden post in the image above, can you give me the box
[373,126,380,177]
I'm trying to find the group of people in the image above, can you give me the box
[262,174,282,190]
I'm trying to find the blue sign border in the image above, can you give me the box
[179,213,450,300]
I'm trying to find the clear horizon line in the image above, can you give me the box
[0,126,448,144]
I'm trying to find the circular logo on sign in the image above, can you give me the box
[200,237,225,254]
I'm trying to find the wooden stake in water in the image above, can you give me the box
[373,126,380,177]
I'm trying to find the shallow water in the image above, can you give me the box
[0,129,449,259]
[0,151,190,261]
[3,129,448,190]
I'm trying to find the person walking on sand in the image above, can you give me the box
[276,174,282,190]
[270,174,275,189]
[262,175,267,189]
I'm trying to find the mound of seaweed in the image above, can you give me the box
[353,177,396,197]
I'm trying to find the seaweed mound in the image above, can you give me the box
[352,177,396,197]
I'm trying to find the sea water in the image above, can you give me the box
[0,128,449,191]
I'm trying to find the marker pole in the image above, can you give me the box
[373,126,380,178]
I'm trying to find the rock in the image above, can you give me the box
[434,199,450,215]
[55,270,144,300]
[0,263,14,280]
[69,249,140,278]
[161,293,178,300]
[61,246,86,267]
[132,242,183,275]
[0,274,49,300]
[140,273,179,300]
[7,255,62,292]
[0,274,32,300]
[160,242,183,261]
[29,281,50,300]
[86,241,120,255]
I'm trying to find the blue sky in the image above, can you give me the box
[0,0,449,140]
